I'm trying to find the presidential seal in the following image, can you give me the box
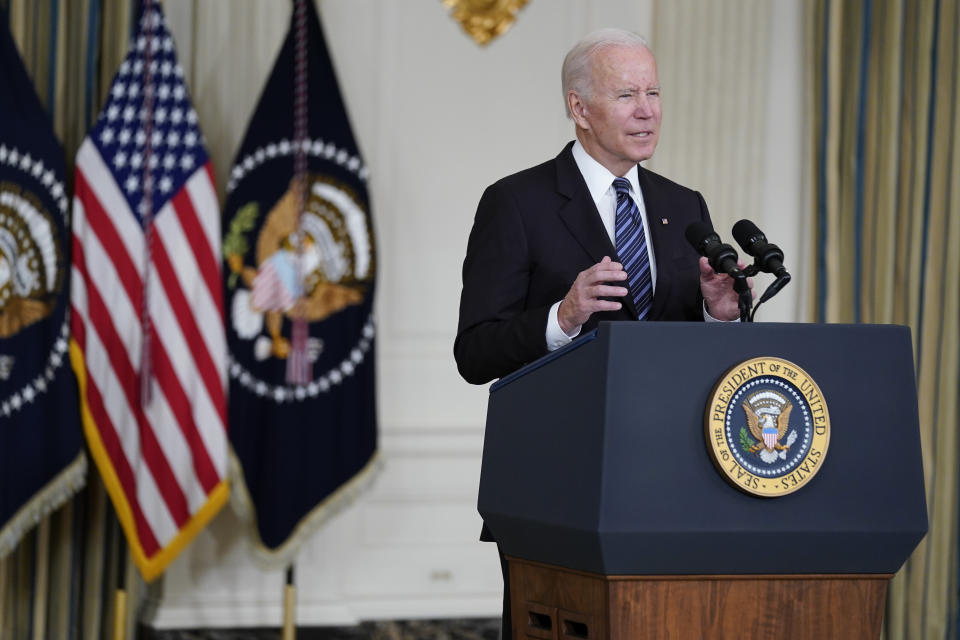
[705,357,830,497]
[224,173,372,364]
[221,134,376,403]
[0,147,71,418]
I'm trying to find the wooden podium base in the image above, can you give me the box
[508,557,890,639]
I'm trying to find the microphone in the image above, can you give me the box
[684,221,743,280]
[731,219,791,313]
[732,219,789,279]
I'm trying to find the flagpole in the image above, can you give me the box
[112,532,129,640]
[282,564,296,640]
[121,4,150,635]
[112,590,127,640]
[285,26,317,640]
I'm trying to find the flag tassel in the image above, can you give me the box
[287,0,311,385]
[139,0,157,407]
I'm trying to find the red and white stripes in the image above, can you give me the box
[70,139,227,576]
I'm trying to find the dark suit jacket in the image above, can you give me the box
[455,141,711,385]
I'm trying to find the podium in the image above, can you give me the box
[478,322,928,639]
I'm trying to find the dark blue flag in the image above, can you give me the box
[223,0,377,559]
[0,11,85,558]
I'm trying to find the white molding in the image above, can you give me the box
[150,595,504,629]
[379,430,485,455]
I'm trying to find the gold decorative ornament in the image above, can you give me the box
[442,0,529,46]
[705,357,830,498]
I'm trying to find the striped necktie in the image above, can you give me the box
[613,177,653,320]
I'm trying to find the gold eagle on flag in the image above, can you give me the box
[0,183,62,338]
[226,175,369,360]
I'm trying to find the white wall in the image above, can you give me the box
[149,0,806,628]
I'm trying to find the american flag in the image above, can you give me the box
[69,4,228,582]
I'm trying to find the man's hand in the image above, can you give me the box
[558,256,629,334]
[698,256,754,321]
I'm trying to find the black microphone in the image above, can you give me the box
[732,219,791,314]
[732,219,789,279]
[684,221,743,280]
[686,221,752,322]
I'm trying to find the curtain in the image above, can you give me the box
[2,0,135,173]
[0,1,142,639]
[808,0,960,637]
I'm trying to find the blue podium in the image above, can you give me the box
[479,322,927,639]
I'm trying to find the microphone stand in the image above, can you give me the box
[733,272,752,323]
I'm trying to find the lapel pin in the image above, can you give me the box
[661,218,669,225]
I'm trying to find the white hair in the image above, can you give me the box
[561,28,651,117]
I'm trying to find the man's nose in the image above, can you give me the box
[634,96,654,118]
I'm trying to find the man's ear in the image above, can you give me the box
[567,91,589,129]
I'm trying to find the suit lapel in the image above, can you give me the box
[554,145,616,264]
[554,144,639,319]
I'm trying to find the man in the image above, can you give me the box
[455,29,746,386]
[455,28,749,639]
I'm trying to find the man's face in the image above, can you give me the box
[570,45,661,176]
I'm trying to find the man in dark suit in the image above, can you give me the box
[455,28,748,638]
[455,30,744,385]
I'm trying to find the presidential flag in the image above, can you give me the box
[0,8,86,559]
[224,0,377,558]
[69,3,228,581]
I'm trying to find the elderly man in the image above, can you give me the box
[455,29,746,387]
[455,28,749,639]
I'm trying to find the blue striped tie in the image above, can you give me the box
[613,177,652,320]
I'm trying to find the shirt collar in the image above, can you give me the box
[571,139,641,205]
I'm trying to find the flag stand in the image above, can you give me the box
[112,535,129,640]
[112,589,127,640]
[282,564,297,639]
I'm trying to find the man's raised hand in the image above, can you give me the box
[557,256,629,334]
[698,256,755,321]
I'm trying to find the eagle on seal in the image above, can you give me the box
[744,402,793,455]
[226,176,367,360]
